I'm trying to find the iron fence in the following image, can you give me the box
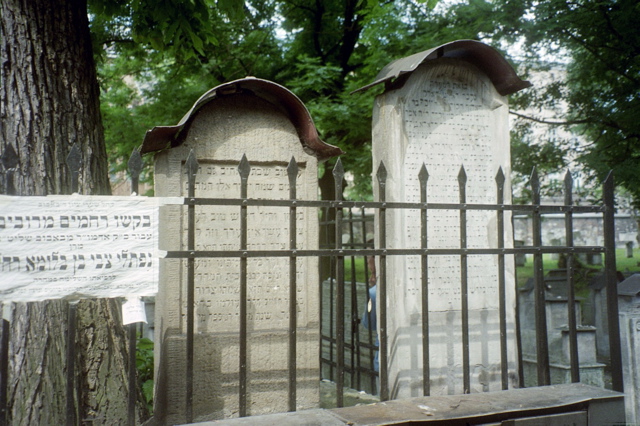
[0,145,625,424]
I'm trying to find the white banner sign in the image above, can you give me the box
[0,195,159,302]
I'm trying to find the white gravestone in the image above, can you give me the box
[148,79,339,423]
[371,52,524,398]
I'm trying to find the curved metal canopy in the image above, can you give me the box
[141,77,343,161]
[353,40,531,96]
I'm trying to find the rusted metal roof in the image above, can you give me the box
[140,77,343,161]
[353,40,531,96]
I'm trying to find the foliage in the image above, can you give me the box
[136,337,154,412]
[491,0,640,205]
[90,0,639,205]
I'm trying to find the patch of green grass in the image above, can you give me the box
[515,248,640,292]
[343,256,367,283]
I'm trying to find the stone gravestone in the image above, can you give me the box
[617,273,640,423]
[359,41,530,398]
[141,78,341,423]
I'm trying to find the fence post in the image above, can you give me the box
[496,168,508,390]
[376,162,389,402]
[333,158,345,407]
[603,172,623,392]
[287,157,298,412]
[458,166,470,394]
[531,168,551,386]
[237,154,250,417]
[0,305,10,425]
[65,145,81,425]
[185,149,198,422]
[564,172,580,383]
[419,164,430,396]
[128,147,143,425]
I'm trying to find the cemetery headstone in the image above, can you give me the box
[617,274,640,423]
[519,281,604,388]
[360,40,530,397]
[141,78,341,423]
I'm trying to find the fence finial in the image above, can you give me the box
[238,154,251,180]
[66,143,82,193]
[457,165,467,185]
[128,146,143,194]
[287,157,298,188]
[495,167,505,186]
[185,149,199,187]
[530,167,540,196]
[418,164,429,185]
[1,144,19,195]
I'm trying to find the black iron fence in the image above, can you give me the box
[0,146,624,424]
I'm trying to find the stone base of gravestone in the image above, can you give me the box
[521,360,605,388]
[156,331,319,422]
[389,309,519,398]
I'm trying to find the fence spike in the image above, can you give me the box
[1,144,19,195]
[287,157,298,188]
[564,171,573,203]
[495,167,505,186]
[185,149,199,186]
[332,157,344,181]
[238,154,250,179]
[530,167,540,196]
[1,144,18,170]
[418,164,429,185]
[66,143,82,193]
[457,165,467,185]
[128,146,143,180]
[376,161,387,185]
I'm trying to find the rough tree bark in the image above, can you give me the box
[1,0,147,423]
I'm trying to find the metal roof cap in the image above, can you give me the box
[140,77,343,161]
[353,40,531,96]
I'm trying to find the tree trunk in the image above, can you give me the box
[1,0,147,424]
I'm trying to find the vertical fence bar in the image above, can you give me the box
[65,145,81,425]
[67,143,82,194]
[419,165,430,396]
[287,158,298,412]
[348,209,359,390]
[496,168,508,390]
[66,301,78,426]
[0,146,17,426]
[376,162,389,401]
[458,166,470,394]
[564,172,580,383]
[2,144,19,196]
[362,211,376,393]
[531,168,551,386]
[185,150,198,423]
[0,305,8,426]
[603,172,623,392]
[333,159,345,407]
[128,147,143,425]
[238,155,251,416]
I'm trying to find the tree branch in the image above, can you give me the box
[509,110,589,126]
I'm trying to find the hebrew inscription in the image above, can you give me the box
[400,65,505,310]
[0,195,159,301]
[182,162,313,333]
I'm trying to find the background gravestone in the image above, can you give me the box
[142,78,340,423]
[364,41,530,398]
[617,273,640,423]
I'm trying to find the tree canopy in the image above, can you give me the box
[90,0,640,204]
